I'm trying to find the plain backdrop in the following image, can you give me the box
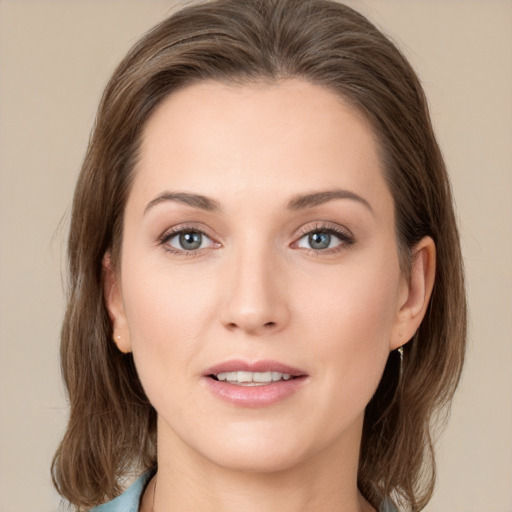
[0,1,511,511]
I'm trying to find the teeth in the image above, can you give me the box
[215,371,292,385]
[238,371,253,382]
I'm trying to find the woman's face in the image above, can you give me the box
[107,79,421,474]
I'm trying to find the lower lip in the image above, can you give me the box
[203,376,307,408]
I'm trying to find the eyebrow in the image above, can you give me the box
[144,191,221,215]
[286,189,374,214]
[144,188,373,215]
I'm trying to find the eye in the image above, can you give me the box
[297,231,339,250]
[295,225,353,252]
[162,229,215,252]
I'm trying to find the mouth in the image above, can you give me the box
[203,360,307,407]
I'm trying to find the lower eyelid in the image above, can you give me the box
[296,238,345,252]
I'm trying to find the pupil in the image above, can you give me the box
[180,232,202,250]
[309,232,330,250]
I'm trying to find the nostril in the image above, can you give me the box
[226,321,276,329]
[223,318,282,333]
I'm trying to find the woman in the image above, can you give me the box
[52,0,466,511]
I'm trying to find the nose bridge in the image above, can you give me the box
[221,234,288,334]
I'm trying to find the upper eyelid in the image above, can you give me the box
[160,223,217,240]
[294,222,353,239]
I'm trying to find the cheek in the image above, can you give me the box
[296,255,401,408]
[120,262,219,401]
[299,252,401,347]
[122,254,218,336]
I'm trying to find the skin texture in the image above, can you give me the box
[104,79,435,512]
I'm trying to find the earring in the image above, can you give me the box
[397,345,404,378]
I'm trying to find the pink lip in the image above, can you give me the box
[202,359,308,408]
[204,359,307,377]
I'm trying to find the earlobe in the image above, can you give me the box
[391,236,436,351]
[102,252,132,354]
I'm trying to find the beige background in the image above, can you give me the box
[0,1,511,511]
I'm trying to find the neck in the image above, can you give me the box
[141,415,375,512]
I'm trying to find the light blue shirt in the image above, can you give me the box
[89,472,398,511]
[89,473,151,512]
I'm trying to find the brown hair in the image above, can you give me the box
[52,0,466,510]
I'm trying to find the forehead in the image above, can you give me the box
[131,79,390,214]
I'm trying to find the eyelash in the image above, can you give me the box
[158,222,354,257]
[293,223,354,255]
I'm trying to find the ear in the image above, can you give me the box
[390,236,436,351]
[102,251,132,354]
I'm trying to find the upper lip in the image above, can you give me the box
[204,359,307,377]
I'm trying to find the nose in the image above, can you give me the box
[220,245,290,336]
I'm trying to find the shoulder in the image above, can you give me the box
[89,473,151,512]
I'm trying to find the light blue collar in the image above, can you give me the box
[89,473,151,512]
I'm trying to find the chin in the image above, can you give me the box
[188,418,344,476]
[206,441,310,474]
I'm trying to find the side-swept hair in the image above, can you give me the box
[52,1,466,510]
